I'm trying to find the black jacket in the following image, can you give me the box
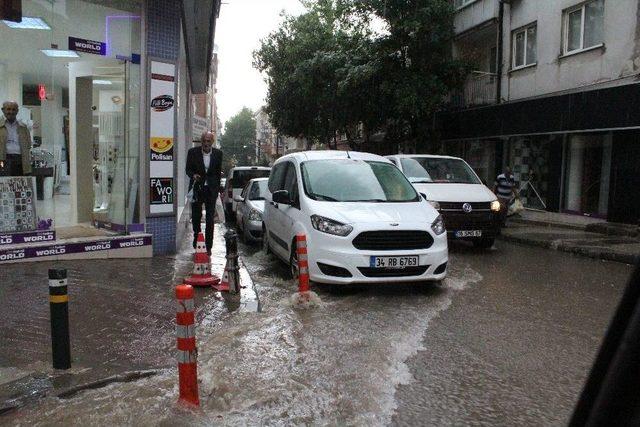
[186,147,223,195]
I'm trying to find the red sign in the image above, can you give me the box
[38,84,46,100]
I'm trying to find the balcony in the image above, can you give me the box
[447,71,497,109]
[453,0,498,36]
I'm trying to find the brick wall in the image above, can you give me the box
[147,216,177,255]
[147,0,181,61]
[146,0,181,255]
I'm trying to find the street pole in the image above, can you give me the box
[49,268,71,370]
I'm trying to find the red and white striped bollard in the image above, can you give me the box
[296,233,310,293]
[176,284,199,406]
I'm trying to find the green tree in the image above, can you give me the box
[219,107,256,170]
[254,0,469,151]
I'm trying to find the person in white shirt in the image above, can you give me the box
[185,131,223,255]
[0,101,32,176]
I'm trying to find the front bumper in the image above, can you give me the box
[307,231,448,285]
[441,210,501,240]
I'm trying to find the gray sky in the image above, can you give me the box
[215,0,306,130]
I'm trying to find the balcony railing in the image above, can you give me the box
[447,71,497,109]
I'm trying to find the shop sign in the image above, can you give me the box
[192,115,210,140]
[151,95,174,112]
[0,236,152,263]
[150,178,174,205]
[68,36,106,55]
[150,137,173,161]
[0,230,56,246]
[149,61,176,215]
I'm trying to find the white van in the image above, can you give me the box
[262,151,448,285]
[222,166,271,219]
[386,154,501,248]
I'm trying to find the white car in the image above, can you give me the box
[235,178,268,242]
[222,166,271,219]
[262,151,448,285]
[386,154,501,248]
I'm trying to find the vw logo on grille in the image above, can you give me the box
[462,203,473,213]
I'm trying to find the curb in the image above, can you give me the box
[498,233,639,265]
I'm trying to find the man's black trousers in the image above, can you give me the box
[192,192,218,252]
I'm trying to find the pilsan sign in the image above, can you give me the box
[68,37,106,55]
[149,61,176,215]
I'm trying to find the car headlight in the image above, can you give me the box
[311,215,353,236]
[248,208,262,221]
[490,200,501,212]
[431,215,446,235]
[428,200,440,210]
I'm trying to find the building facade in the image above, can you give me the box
[0,0,221,263]
[438,0,640,224]
[255,108,307,165]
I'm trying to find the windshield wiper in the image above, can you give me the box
[311,194,338,201]
[351,199,386,202]
[411,180,433,183]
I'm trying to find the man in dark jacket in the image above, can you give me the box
[186,131,222,255]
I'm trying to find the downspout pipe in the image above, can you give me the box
[496,0,508,104]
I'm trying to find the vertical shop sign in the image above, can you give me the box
[149,61,176,215]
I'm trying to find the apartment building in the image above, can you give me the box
[437,0,640,224]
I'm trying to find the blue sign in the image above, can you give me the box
[68,37,106,55]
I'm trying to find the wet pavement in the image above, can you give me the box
[0,228,633,425]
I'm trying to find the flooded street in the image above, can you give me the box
[1,232,632,426]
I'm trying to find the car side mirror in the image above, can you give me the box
[420,193,428,201]
[272,190,291,205]
[234,196,244,203]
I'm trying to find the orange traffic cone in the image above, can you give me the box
[185,233,220,287]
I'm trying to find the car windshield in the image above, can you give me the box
[399,158,433,183]
[301,159,419,202]
[248,180,268,200]
[408,157,480,184]
[232,169,270,188]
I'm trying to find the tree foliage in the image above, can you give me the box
[219,107,256,169]
[253,0,469,150]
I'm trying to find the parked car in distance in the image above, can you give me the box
[263,151,448,285]
[386,154,501,248]
[234,178,268,242]
[222,166,271,220]
[220,177,226,194]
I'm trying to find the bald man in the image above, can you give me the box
[0,101,32,176]
[185,131,223,254]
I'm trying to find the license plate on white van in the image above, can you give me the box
[370,256,419,268]
[455,230,482,237]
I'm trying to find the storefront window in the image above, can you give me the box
[562,133,612,218]
[508,136,554,210]
[0,0,141,236]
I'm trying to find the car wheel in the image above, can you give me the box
[262,226,271,254]
[289,245,299,281]
[473,238,495,249]
[243,220,252,243]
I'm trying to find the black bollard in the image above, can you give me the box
[49,268,71,370]
[224,230,240,294]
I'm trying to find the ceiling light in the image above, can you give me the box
[41,49,79,58]
[93,80,113,85]
[3,17,51,30]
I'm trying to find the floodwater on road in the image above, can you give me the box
[4,240,483,426]
[1,233,632,426]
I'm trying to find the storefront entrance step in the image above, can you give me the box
[0,233,153,264]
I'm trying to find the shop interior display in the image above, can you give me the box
[0,177,37,233]
[93,108,123,213]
